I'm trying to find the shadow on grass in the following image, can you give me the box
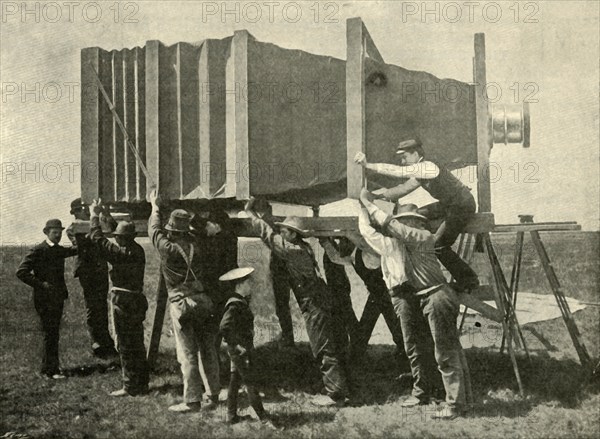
[62,360,120,377]
[147,341,593,419]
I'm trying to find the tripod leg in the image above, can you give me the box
[484,234,524,396]
[530,231,592,371]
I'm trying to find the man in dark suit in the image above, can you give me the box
[16,219,77,379]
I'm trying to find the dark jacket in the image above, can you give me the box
[420,160,474,208]
[219,294,254,351]
[66,216,116,278]
[89,217,145,292]
[201,231,238,298]
[16,241,77,300]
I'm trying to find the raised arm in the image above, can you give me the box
[319,238,352,266]
[379,178,422,202]
[89,200,134,264]
[354,151,439,180]
[357,205,389,258]
[244,197,288,259]
[147,190,179,258]
[363,196,432,245]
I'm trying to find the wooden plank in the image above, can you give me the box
[178,43,201,197]
[494,223,581,233]
[346,17,366,198]
[233,30,250,199]
[134,46,146,201]
[458,293,503,323]
[123,49,136,201]
[361,22,384,63]
[145,40,160,194]
[111,50,125,201]
[197,40,212,199]
[159,44,180,199]
[98,49,114,201]
[473,33,492,212]
[81,47,101,203]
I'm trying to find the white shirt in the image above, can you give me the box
[357,209,410,290]
[45,238,57,247]
[369,160,440,180]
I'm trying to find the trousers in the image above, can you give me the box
[323,253,359,351]
[33,295,64,375]
[352,251,405,355]
[271,259,295,343]
[79,271,114,351]
[294,282,348,400]
[392,286,468,408]
[110,289,149,394]
[433,200,479,290]
[169,304,221,403]
[227,349,266,420]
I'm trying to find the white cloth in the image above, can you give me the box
[357,209,410,290]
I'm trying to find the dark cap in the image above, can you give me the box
[395,139,422,153]
[70,198,88,214]
[43,219,64,232]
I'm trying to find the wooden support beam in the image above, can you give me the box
[226,30,250,200]
[123,49,136,201]
[133,46,146,201]
[145,40,160,194]
[147,273,168,368]
[494,222,581,233]
[473,33,492,213]
[459,292,503,323]
[81,47,101,203]
[346,17,366,198]
[111,50,125,201]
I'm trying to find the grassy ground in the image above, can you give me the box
[0,232,598,438]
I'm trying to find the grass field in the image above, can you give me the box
[1,232,599,438]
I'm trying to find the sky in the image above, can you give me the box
[1,0,599,244]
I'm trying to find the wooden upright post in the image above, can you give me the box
[473,33,492,213]
[147,274,168,368]
[81,47,101,203]
[225,30,251,200]
[346,18,366,199]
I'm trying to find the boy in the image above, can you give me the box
[219,267,277,429]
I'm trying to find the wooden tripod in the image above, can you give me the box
[455,220,593,396]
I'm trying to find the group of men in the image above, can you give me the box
[16,138,476,422]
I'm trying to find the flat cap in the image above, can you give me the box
[395,139,422,153]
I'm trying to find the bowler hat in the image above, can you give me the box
[70,198,88,214]
[274,216,306,235]
[43,219,64,232]
[112,221,137,236]
[396,139,422,153]
[165,209,191,232]
[392,204,428,221]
